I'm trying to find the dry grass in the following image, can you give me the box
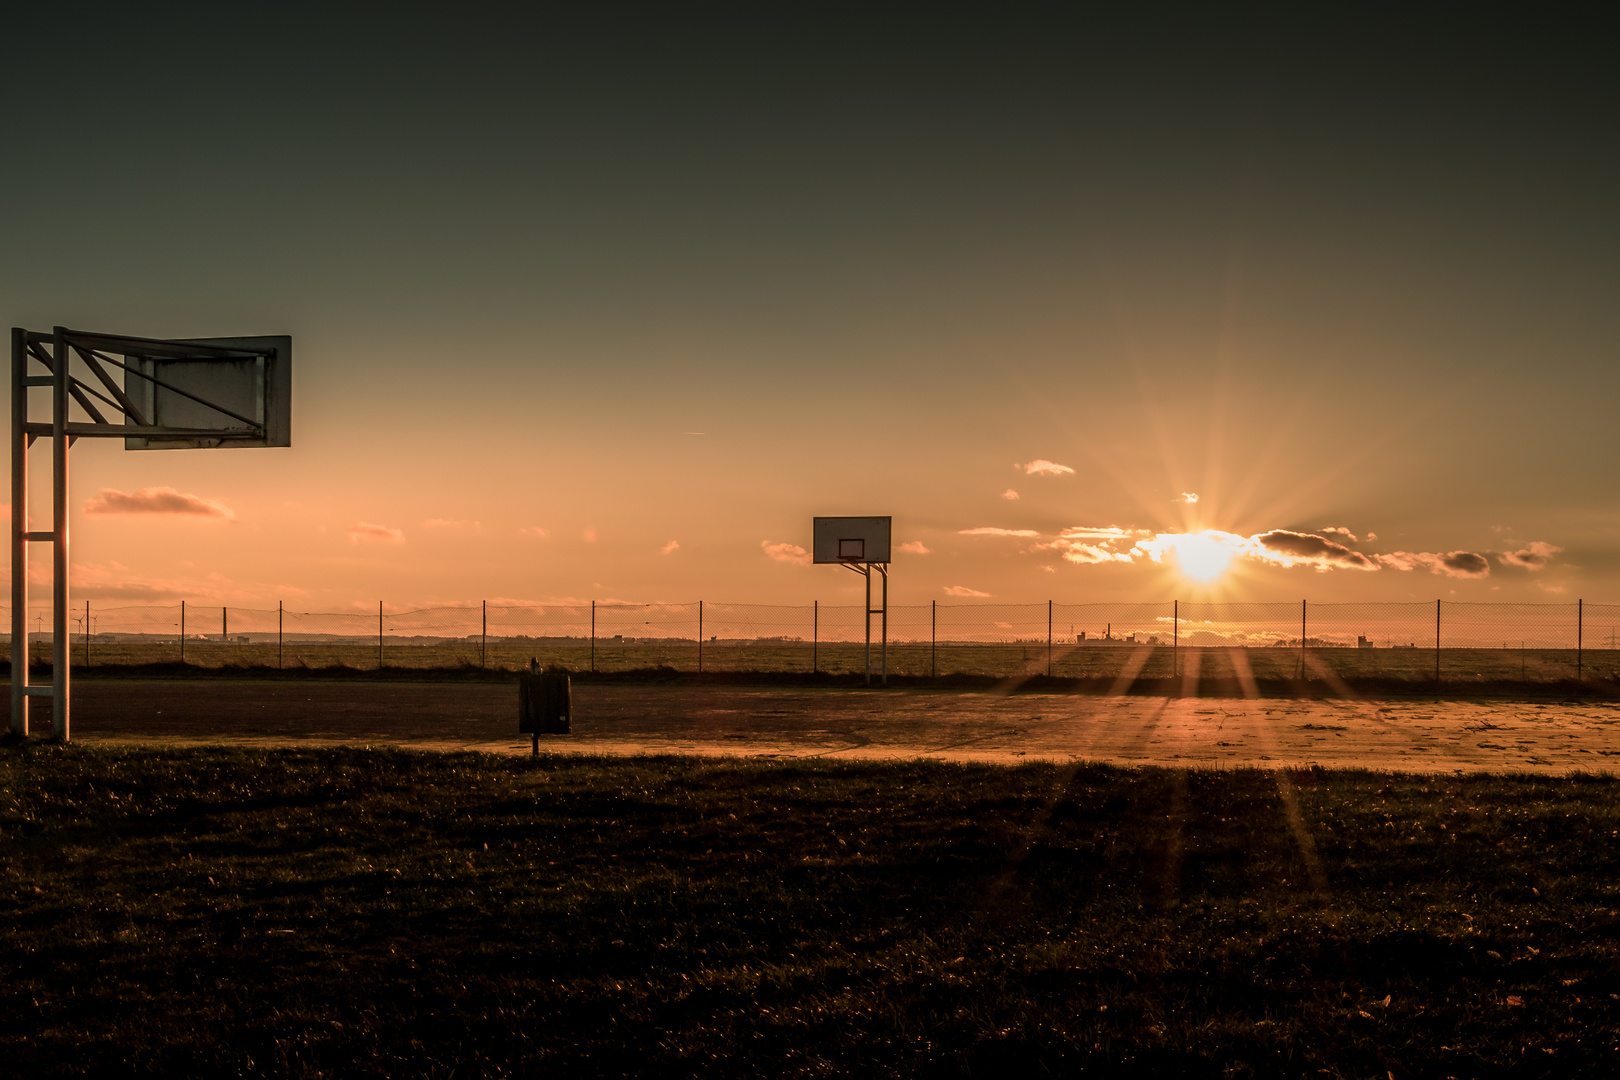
[3,746,1619,1076]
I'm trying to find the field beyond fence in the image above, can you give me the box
[5,599,1620,687]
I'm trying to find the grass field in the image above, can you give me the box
[13,639,1617,686]
[3,745,1619,1076]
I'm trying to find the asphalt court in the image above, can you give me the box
[8,680,1620,774]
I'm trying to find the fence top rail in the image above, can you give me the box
[6,598,1616,619]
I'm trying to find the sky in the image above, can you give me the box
[3,6,1618,613]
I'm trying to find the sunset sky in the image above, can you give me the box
[4,7,1617,612]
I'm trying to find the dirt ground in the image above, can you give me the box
[6,679,1620,774]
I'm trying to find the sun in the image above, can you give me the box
[1171,531,1234,583]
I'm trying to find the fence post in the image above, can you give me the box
[1435,599,1441,686]
[1578,598,1583,686]
[84,600,90,669]
[482,599,487,669]
[1047,599,1053,677]
[590,600,596,673]
[1300,599,1306,680]
[931,599,936,679]
[180,600,186,665]
[378,601,384,670]
[278,600,283,669]
[813,600,818,675]
[224,605,228,647]
[698,600,704,674]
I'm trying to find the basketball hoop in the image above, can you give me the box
[9,327,292,740]
[812,516,891,685]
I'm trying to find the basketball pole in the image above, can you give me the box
[863,567,871,685]
[52,328,70,740]
[9,329,29,737]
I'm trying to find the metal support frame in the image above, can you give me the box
[843,562,888,685]
[10,325,284,741]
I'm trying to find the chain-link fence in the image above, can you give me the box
[3,599,1616,686]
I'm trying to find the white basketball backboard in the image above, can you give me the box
[123,335,291,450]
[813,516,892,564]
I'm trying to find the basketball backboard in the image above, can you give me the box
[123,335,291,449]
[813,516,892,564]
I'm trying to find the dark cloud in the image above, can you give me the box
[84,486,233,518]
[1255,530,1379,570]
[1378,550,1491,578]
[1441,551,1491,577]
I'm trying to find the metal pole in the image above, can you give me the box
[278,600,283,669]
[864,568,871,686]
[1578,599,1583,686]
[84,600,90,669]
[1047,599,1052,677]
[223,605,228,645]
[590,600,595,673]
[880,566,888,687]
[1173,600,1178,679]
[813,599,818,674]
[698,600,703,674]
[931,599,936,679]
[180,600,185,664]
[51,327,69,741]
[378,600,383,670]
[481,599,487,669]
[10,328,28,737]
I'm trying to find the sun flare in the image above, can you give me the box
[1169,531,1235,583]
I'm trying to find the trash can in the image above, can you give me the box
[519,668,571,752]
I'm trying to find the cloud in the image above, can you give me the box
[761,540,810,565]
[1322,526,1358,543]
[1049,541,1133,565]
[1128,529,1385,574]
[1060,526,1139,541]
[519,526,550,539]
[1001,489,1020,500]
[348,523,404,544]
[1499,541,1562,570]
[942,585,990,597]
[1377,550,1491,578]
[1253,530,1379,571]
[1017,459,1074,477]
[959,527,1041,537]
[84,486,233,519]
[661,539,680,555]
[1181,492,1199,504]
[1366,532,1378,541]
[898,541,931,555]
